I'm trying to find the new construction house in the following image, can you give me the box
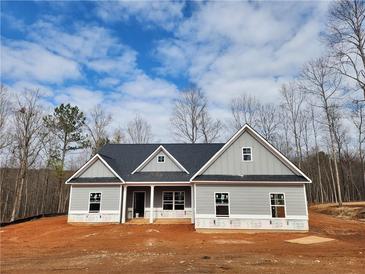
[66,124,311,230]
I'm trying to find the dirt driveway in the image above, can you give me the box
[1,210,365,273]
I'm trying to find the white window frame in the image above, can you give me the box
[269,192,286,219]
[242,147,253,162]
[214,192,230,218]
[157,154,165,163]
[88,192,102,213]
[162,191,185,210]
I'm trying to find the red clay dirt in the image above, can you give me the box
[1,209,365,273]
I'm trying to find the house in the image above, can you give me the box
[66,124,311,231]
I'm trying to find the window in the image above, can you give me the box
[242,147,252,161]
[270,193,286,218]
[215,193,229,217]
[89,192,101,213]
[163,191,185,210]
[157,155,165,163]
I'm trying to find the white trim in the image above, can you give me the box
[121,186,128,223]
[195,214,308,220]
[214,192,230,218]
[194,183,197,227]
[191,185,194,223]
[68,182,124,185]
[269,192,287,219]
[241,146,253,162]
[190,124,311,183]
[192,181,309,184]
[303,184,309,217]
[131,145,189,174]
[162,190,186,211]
[119,185,123,223]
[88,191,102,213]
[68,185,73,213]
[150,186,154,223]
[125,182,191,186]
[157,154,165,163]
[65,154,125,184]
[132,191,146,218]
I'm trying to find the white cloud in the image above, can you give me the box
[96,1,185,30]
[155,1,329,111]
[1,39,80,83]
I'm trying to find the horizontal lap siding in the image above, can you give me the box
[70,186,120,212]
[196,184,306,216]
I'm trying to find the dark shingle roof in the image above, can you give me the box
[194,175,307,182]
[70,177,120,183]
[97,143,224,182]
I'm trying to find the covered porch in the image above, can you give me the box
[121,184,194,224]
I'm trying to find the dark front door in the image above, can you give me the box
[133,192,145,218]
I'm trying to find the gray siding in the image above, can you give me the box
[140,151,183,172]
[79,159,115,178]
[203,131,296,176]
[70,185,121,212]
[127,186,191,208]
[196,184,306,216]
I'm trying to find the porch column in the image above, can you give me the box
[121,186,128,224]
[149,185,154,223]
[191,185,195,223]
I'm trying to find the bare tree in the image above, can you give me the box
[280,81,305,167]
[230,94,260,130]
[300,57,343,206]
[256,103,280,143]
[171,89,206,143]
[127,115,152,144]
[200,111,223,143]
[326,0,365,100]
[0,85,11,151]
[351,101,365,189]
[111,126,126,143]
[10,89,46,221]
[86,105,112,155]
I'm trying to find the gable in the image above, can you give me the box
[79,158,116,178]
[139,150,184,173]
[202,130,298,176]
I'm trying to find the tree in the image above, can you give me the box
[256,103,280,143]
[230,94,260,130]
[171,89,206,143]
[200,110,223,143]
[280,81,305,167]
[111,127,125,143]
[43,103,88,211]
[326,0,365,100]
[0,85,11,151]
[10,89,46,221]
[300,57,343,206]
[351,101,365,189]
[86,105,112,155]
[127,115,152,144]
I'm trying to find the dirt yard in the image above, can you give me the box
[1,207,365,273]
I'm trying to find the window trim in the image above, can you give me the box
[214,192,230,218]
[162,191,185,210]
[269,192,287,219]
[88,192,102,213]
[241,146,253,162]
[157,154,165,163]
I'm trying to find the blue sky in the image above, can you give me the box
[1,1,328,142]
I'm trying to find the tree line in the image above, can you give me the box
[0,0,364,223]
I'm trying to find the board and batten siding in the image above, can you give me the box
[203,130,296,176]
[140,151,183,172]
[195,184,307,217]
[79,159,115,178]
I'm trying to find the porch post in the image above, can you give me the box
[121,186,128,224]
[149,185,154,223]
[191,185,194,223]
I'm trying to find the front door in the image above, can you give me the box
[133,192,145,218]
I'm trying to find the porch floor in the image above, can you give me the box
[126,218,192,225]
